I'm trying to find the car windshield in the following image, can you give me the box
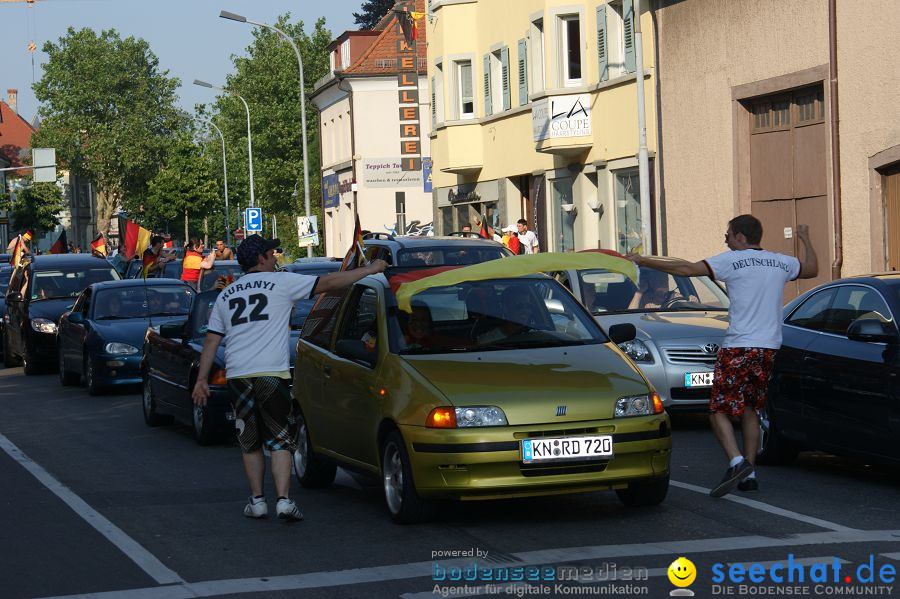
[576,267,729,314]
[291,299,315,329]
[395,247,508,267]
[393,278,606,354]
[32,267,118,300]
[162,260,183,280]
[198,264,243,292]
[94,286,193,319]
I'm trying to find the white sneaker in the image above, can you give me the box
[276,498,303,522]
[243,497,268,518]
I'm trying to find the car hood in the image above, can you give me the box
[595,311,729,342]
[400,344,650,425]
[29,298,75,322]
[91,315,186,346]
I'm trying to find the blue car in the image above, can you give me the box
[57,279,195,394]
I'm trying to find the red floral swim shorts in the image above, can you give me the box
[709,347,777,417]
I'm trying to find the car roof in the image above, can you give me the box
[27,254,116,269]
[210,260,239,266]
[283,261,342,273]
[364,235,506,250]
[92,278,188,290]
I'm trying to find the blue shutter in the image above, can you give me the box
[483,54,492,116]
[431,76,437,128]
[501,46,511,111]
[623,0,636,73]
[517,38,528,106]
[596,5,608,82]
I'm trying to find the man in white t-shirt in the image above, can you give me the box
[192,234,387,521]
[516,219,540,254]
[630,214,818,498]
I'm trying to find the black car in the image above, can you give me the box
[761,274,900,466]
[197,260,244,292]
[282,259,342,328]
[5,254,120,373]
[58,279,194,394]
[0,265,15,361]
[361,234,512,267]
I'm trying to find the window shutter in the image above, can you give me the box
[623,0,636,73]
[483,54,492,116]
[596,5,608,82]
[517,38,528,106]
[431,76,437,128]
[501,46,511,111]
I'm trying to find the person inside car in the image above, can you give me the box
[628,268,698,309]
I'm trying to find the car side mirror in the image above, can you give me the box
[607,323,637,345]
[847,318,898,344]
[6,292,22,303]
[160,320,187,339]
[68,312,84,325]
[335,339,377,368]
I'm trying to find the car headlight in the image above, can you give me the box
[105,342,139,355]
[615,393,664,417]
[618,339,653,363]
[426,406,509,428]
[31,318,57,334]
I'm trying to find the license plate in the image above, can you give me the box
[225,410,236,421]
[522,435,613,463]
[685,371,714,387]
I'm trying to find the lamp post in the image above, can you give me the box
[202,120,232,246]
[194,79,256,209]
[220,10,312,257]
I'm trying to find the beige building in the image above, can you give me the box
[428,0,658,253]
[311,1,433,258]
[652,0,900,297]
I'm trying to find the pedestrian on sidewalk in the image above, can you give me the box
[191,234,387,521]
[629,214,818,497]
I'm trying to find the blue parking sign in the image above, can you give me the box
[245,207,263,233]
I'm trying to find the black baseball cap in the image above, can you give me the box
[237,234,281,270]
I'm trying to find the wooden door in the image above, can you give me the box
[886,167,900,271]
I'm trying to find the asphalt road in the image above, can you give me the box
[2,366,900,599]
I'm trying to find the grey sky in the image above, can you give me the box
[0,0,362,122]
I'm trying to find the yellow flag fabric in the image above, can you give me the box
[395,252,638,312]
[135,227,151,257]
[410,11,426,19]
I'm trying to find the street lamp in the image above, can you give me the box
[202,120,232,246]
[193,79,256,209]
[220,9,312,257]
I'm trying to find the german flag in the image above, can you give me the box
[90,233,107,257]
[11,235,26,267]
[479,213,493,240]
[141,249,157,278]
[49,229,68,254]
[340,214,366,271]
[120,219,151,260]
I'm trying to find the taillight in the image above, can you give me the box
[426,407,456,428]
[209,369,227,386]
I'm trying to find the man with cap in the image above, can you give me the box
[192,234,387,521]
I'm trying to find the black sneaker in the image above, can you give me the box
[709,459,753,498]
[737,477,759,492]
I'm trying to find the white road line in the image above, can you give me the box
[670,479,857,532]
[881,553,900,561]
[401,582,531,599]
[0,433,184,585]
[728,556,849,569]
[37,529,900,599]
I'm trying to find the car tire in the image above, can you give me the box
[292,411,336,488]
[192,404,218,445]
[58,350,78,386]
[22,344,40,375]
[616,475,670,507]
[381,429,435,524]
[85,355,102,395]
[142,373,171,426]
[756,405,799,465]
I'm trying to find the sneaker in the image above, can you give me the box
[243,497,268,519]
[276,498,304,522]
[709,459,753,498]
[737,477,759,492]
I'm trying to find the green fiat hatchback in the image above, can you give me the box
[292,271,671,523]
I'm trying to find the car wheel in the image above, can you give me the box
[58,350,78,386]
[142,373,171,426]
[616,475,670,507]
[381,429,435,524]
[85,355,102,395]
[292,411,336,488]
[3,333,17,368]
[192,404,218,446]
[756,405,798,465]
[22,344,40,375]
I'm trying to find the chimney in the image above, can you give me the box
[6,89,17,114]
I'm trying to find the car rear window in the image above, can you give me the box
[94,286,193,319]
[198,264,244,292]
[395,247,509,267]
[32,267,119,300]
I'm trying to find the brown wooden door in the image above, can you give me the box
[886,167,900,271]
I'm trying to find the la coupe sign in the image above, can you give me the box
[532,94,592,142]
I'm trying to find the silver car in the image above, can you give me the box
[552,266,729,410]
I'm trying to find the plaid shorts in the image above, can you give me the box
[227,376,297,453]
[709,348,777,417]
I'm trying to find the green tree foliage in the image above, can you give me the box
[31,27,186,236]
[205,15,331,255]
[353,0,395,29]
[0,183,67,237]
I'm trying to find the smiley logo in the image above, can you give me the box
[668,557,696,587]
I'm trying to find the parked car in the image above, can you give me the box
[282,259,342,328]
[761,274,900,465]
[553,262,731,410]
[0,265,15,361]
[5,254,120,373]
[362,234,512,267]
[57,279,194,394]
[197,260,243,292]
[292,270,671,523]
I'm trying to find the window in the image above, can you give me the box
[823,285,896,337]
[454,60,474,119]
[529,18,545,93]
[603,1,635,78]
[614,169,642,254]
[340,40,351,69]
[786,288,836,332]
[490,47,511,112]
[552,178,576,252]
[301,291,346,349]
[336,286,380,367]
[559,15,582,86]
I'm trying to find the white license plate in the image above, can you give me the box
[522,435,613,463]
[685,371,714,387]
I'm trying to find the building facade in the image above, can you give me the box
[311,0,433,258]
[653,0,900,297]
[428,0,657,254]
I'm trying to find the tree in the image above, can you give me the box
[0,183,67,237]
[31,28,186,236]
[353,0,395,29]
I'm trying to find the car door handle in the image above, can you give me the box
[323,365,331,377]
[803,356,819,364]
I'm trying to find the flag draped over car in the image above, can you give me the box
[119,217,151,260]
[90,233,107,257]
[340,214,366,271]
[49,229,68,254]
[394,251,639,312]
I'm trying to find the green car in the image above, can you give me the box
[292,272,671,523]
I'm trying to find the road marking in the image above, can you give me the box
[881,553,900,561]
[670,479,857,532]
[728,556,849,569]
[401,581,531,599]
[0,433,184,585]
[37,529,900,599]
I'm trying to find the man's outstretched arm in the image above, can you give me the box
[630,254,711,278]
